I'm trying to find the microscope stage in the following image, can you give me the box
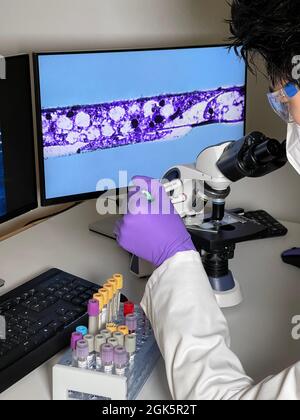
[187,213,267,252]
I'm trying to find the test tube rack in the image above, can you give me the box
[52,305,161,400]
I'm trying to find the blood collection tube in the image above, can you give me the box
[83,334,95,369]
[124,301,134,318]
[117,325,129,336]
[98,288,109,326]
[103,283,114,322]
[88,299,100,335]
[114,346,128,376]
[113,274,123,314]
[125,313,137,334]
[93,293,104,330]
[71,332,83,366]
[107,337,118,348]
[95,334,106,370]
[113,331,125,347]
[106,323,117,334]
[76,340,89,369]
[101,343,114,373]
[125,334,136,363]
[108,278,118,320]
[76,326,88,337]
[100,329,112,340]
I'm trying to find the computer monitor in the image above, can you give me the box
[0,55,37,224]
[34,45,247,206]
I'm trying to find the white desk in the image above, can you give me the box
[0,200,299,400]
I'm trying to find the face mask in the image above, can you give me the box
[287,122,300,174]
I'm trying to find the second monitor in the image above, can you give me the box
[34,45,247,205]
[0,55,37,224]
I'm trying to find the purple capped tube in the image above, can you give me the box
[76,340,89,369]
[101,343,114,373]
[114,346,128,376]
[125,313,137,334]
[71,332,83,366]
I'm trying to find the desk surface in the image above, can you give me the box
[0,200,299,400]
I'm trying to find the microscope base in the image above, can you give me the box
[212,279,243,308]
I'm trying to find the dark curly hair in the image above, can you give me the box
[228,0,300,87]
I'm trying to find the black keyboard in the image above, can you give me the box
[0,269,103,394]
[240,210,288,239]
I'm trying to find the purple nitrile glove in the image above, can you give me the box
[114,176,196,267]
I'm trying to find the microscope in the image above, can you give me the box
[162,132,287,308]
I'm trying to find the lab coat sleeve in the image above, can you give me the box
[141,251,300,400]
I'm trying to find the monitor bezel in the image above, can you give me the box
[0,54,38,225]
[33,44,248,207]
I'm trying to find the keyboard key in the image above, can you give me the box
[30,303,45,313]
[72,297,83,305]
[35,291,47,299]
[58,316,70,326]
[66,311,77,321]
[56,307,67,316]
[61,287,73,293]
[32,319,49,332]
[80,293,91,300]
[73,306,86,315]
[32,333,47,346]
[41,327,55,339]
[47,296,58,305]
[48,321,63,332]
[23,339,36,353]
[75,286,88,293]
[46,287,56,293]
[51,283,62,290]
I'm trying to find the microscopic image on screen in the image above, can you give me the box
[0,129,6,216]
[37,47,246,200]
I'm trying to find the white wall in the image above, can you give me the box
[0,0,298,237]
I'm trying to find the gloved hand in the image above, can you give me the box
[114,176,196,267]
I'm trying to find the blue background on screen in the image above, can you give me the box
[0,130,7,216]
[38,47,246,199]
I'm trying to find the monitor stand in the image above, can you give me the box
[88,192,127,239]
[88,194,155,278]
[89,214,121,240]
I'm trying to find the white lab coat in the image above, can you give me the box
[141,251,300,400]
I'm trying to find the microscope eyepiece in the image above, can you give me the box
[252,139,281,164]
[217,132,287,182]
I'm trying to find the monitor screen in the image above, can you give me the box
[0,129,6,217]
[34,46,246,205]
[0,55,37,224]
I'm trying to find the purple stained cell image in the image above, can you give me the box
[41,86,245,159]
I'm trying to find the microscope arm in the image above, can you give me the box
[162,142,233,217]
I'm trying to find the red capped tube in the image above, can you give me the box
[123,301,134,317]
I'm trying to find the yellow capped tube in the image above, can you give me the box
[113,274,123,313]
[103,283,114,323]
[106,323,117,333]
[108,278,118,321]
[117,325,129,336]
[99,288,109,326]
[93,293,104,330]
